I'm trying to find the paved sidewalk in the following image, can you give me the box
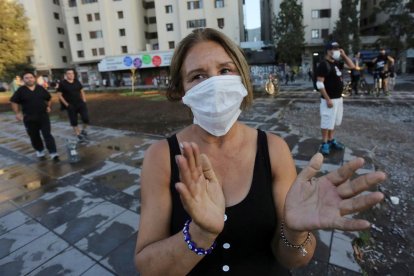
[0,95,377,275]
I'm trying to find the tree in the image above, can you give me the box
[0,1,32,81]
[377,0,414,63]
[272,0,305,66]
[332,0,360,54]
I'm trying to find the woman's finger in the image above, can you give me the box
[339,191,384,216]
[181,142,197,176]
[296,153,323,182]
[325,158,365,186]
[200,154,219,185]
[176,155,199,193]
[333,217,372,231]
[337,171,386,198]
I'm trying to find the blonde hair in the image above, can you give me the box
[166,28,253,109]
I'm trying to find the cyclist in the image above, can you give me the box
[371,47,394,95]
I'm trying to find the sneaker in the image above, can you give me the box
[36,150,46,159]
[77,135,86,142]
[80,129,88,138]
[329,139,345,151]
[319,142,330,155]
[50,152,60,162]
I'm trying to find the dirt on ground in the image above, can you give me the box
[281,100,414,275]
[1,90,413,274]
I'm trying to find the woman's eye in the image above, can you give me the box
[220,68,231,74]
[191,74,205,81]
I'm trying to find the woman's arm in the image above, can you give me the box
[267,134,316,268]
[134,141,220,275]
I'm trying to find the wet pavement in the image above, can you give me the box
[0,87,412,275]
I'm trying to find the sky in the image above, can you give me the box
[244,0,261,29]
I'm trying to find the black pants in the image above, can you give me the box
[351,74,360,94]
[67,102,90,127]
[23,113,57,153]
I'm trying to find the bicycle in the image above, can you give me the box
[372,71,383,97]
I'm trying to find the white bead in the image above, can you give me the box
[222,265,230,272]
[223,243,230,249]
[224,214,227,221]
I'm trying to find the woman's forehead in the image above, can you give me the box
[183,41,232,71]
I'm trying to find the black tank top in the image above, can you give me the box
[167,129,291,275]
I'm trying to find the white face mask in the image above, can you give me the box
[182,75,247,136]
[332,50,341,61]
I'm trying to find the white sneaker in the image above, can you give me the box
[50,152,60,162]
[36,150,46,158]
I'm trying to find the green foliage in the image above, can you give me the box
[272,0,305,66]
[0,1,32,81]
[332,0,361,54]
[377,0,414,58]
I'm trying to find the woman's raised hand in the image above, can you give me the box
[175,142,226,236]
[284,153,385,232]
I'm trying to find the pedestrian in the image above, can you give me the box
[10,71,59,161]
[372,47,395,95]
[134,28,385,275]
[351,52,362,95]
[307,68,313,82]
[9,75,22,94]
[285,64,290,85]
[56,68,90,142]
[315,41,355,155]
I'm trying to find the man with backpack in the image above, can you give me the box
[315,42,355,155]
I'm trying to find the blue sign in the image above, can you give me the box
[123,56,132,67]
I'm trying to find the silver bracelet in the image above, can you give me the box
[280,221,312,256]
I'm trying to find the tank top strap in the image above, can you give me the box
[257,129,272,179]
[167,134,180,183]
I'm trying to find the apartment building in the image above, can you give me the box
[17,0,72,79]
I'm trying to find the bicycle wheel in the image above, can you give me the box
[359,80,369,95]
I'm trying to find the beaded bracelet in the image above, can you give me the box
[182,219,216,255]
[280,221,312,256]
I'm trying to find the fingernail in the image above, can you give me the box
[179,142,184,150]
[175,155,180,164]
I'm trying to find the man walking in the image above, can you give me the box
[57,68,90,142]
[315,42,355,155]
[10,72,59,161]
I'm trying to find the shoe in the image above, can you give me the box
[50,153,60,162]
[319,142,330,155]
[80,129,88,138]
[329,139,345,151]
[36,150,46,159]
[77,135,86,142]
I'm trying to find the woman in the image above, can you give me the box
[134,28,385,275]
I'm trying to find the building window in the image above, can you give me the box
[145,32,158,39]
[99,47,105,55]
[53,0,60,5]
[59,41,64,48]
[311,29,319,39]
[89,30,103,39]
[54,12,60,20]
[168,41,175,49]
[217,18,224,29]
[312,9,331,18]
[321,28,329,38]
[76,33,82,41]
[143,1,155,9]
[77,50,84,58]
[166,23,173,31]
[74,16,79,24]
[117,11,124,19]
[87,14,93,21]
[68,0,77,7]
[153,43,159,50]
[187,19,206,28]
[121,46,128,53]
[94,13,100,21]
[165,5,173,13]
[92,48,98,56]
[57,27,65,34]
[119,28,126,36]
[149,17,156,24]
[62,56,67,63]
[215,0,224,8]
[81,0,98,4]
[187,0,203,10]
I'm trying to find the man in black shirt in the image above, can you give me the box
[315,42,355,155]
[372,47,395,95]
[57,69,90,142]
[10,72,59,161]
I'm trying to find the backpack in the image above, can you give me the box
[313,60,332,91]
